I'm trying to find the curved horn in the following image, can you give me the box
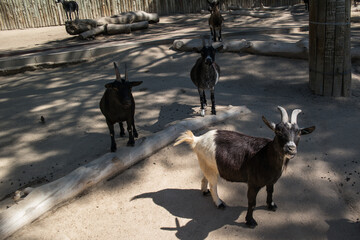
[291,109,302,125]
[124,63,128,82]
[277,106,289,123]
[114,62,121,81]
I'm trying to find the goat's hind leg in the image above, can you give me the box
[210,88,216,115]
[202,171,224,208]
[132,118,138,138]
[197,154,224,208]
[208,176,225,209]
[119,122,125,137]
[201,177,210,195]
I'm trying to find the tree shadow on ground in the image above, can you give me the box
[326,219,360,240]
[132,188,246,240]
[141,102,195,132]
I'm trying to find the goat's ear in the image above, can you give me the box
[262,116,276,132]
[113,62,121,81]
[104,83,112,88]
[193,47,201,53]
[131,81,143,87]
[300,126,315,135]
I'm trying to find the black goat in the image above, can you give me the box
[174,106,315,227]
[208,0,223,42]
[190,40,221,117]
[56,0,79,21]
[99,62,142,152]
[304,0,310,11]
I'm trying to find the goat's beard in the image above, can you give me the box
[282,158,290,172]
[285,153,296,159]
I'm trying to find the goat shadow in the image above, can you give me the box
[326,219,360,240]
[141,102,195,132]
[131,189,245,240]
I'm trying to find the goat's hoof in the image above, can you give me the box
[267,202,277,211]
[211,110,216,115]
[127,141,135,147]
[134,132,138,138]
[245,218,258,228]
[200,109,205,117]
[202,190,210,196]
[111,147,117,152]
[217,202,226,209]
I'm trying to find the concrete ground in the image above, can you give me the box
[0,5,360,240]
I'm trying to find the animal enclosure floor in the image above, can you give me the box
[1,6,360,240]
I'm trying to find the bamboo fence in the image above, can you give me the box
[0,0,302,30]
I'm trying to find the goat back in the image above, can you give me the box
[190,58,220,89]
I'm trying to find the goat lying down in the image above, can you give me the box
[174,106,315,227]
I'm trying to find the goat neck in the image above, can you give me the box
[267,136,290,172]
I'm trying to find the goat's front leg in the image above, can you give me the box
[245,185,261,228]
[65,11,70,21]
[210,26,214,41]
[219,28,222,42]
[210,88,216,115]
[198,88,206,117]
[201,176,210,195]
[213,28,217,42]
[266,184,277,211]
[132,117,138,138]
[126,120,135,146]
[106,120,116,152]
[202,91,207,106]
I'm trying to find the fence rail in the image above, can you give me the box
[0,0,302,30]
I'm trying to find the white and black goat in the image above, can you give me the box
[99,62,142,152]
[208,0,223,42]
[174,106,315,227]
[190,40,221,117]
[56,0,79,21]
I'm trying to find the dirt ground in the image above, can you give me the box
[0,6,360,240]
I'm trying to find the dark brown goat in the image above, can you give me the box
[208,0,223,42]
[56,0,79,21]
[304,0,310,11]
[99,62,142,152]
[190,39,221,117]
[174,106,315,227]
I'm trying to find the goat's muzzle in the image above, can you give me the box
[205,56,213,65]
[121,101,132,108]
[284,142,297,158]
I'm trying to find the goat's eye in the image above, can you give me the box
[275,130,283,137]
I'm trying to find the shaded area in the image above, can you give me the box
[0,9,360,240]
[132,189,245,240]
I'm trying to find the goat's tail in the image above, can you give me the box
[173,130,196,149]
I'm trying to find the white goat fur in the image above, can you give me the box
[174,130,223,206]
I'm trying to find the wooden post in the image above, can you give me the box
[309,0,352,97]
